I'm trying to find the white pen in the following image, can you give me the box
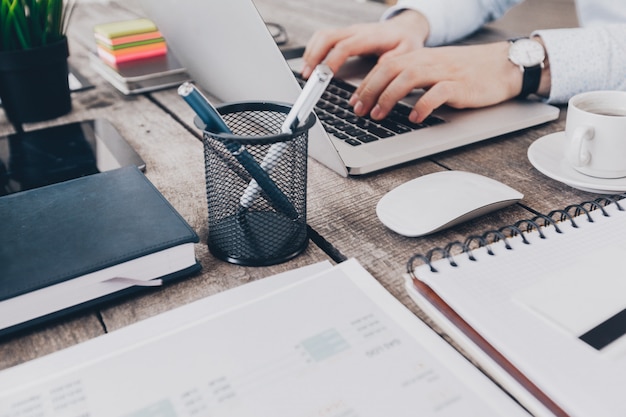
[239,64,334,209]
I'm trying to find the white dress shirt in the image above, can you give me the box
[383,0,626,103]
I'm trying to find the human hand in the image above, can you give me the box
[301,10,430,79]
[350,42,524,123]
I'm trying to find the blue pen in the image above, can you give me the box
[178,82,299,219]
[177,82,231,133]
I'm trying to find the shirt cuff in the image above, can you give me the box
[533,25,626,103]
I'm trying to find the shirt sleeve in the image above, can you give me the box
[533,24,626,103]
[382,0,523,46]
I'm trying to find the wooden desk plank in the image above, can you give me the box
[429,112,604,214]
[0,316,105,370]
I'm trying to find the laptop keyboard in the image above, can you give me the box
[295,74,445,146]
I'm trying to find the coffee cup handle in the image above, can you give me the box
[568,126,594,167]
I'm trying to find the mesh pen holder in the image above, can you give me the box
[201,101,316,266]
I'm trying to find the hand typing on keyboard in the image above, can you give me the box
[300,6,560,125]
[295,73,444,146]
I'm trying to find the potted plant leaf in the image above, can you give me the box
[0,0,76,127]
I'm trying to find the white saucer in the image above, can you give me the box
[527,132,626,194]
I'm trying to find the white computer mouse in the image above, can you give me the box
[376,170,523,237]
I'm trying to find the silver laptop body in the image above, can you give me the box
[140,0,559,176]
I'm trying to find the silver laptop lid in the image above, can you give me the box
[139,0,349,176]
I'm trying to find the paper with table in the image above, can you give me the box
[405,195,626,417]
[0,259,529,417]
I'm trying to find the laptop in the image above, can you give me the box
[140,0,559,176]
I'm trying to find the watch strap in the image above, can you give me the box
[519,64,541,99]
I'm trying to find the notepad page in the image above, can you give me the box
[413,201,626,417]
[0,260,529,417]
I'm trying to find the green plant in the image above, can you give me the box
[0,0,75,51]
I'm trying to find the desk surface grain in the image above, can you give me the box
[0,0,593,372]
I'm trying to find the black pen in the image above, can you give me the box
[178,82,299,219]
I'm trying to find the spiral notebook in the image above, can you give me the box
[404,195,626,417]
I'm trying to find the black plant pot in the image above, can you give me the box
[0,37,72,125]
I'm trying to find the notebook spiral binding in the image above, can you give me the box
[407,194,626,277]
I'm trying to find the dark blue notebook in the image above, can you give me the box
[0,165,200,337]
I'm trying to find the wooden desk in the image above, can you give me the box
[0,0,590,373]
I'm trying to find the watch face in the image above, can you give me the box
[508,38,545,67]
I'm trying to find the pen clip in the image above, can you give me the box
[282,64,333,133]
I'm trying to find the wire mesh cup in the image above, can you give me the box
[201,101,316,266]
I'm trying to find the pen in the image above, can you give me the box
[178,82,299,219]
[281,64,334,134]
[239,64,333,210]
[177,82,231,133]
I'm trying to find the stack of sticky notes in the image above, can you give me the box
[94,18,167,66]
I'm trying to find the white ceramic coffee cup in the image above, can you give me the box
[565,90,626,179]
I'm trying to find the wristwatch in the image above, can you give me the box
[507,37,545,98]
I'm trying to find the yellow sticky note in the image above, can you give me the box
[94,18,159,39]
